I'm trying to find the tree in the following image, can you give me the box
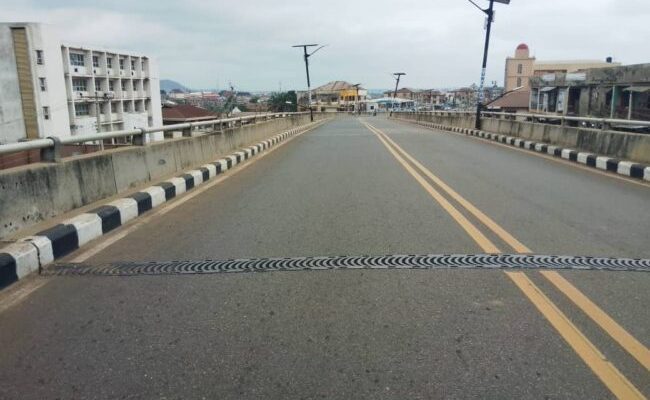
[268,91,297,112]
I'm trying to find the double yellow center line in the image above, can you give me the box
[361,120,648,400]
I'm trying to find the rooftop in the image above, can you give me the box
[313,81,355,93]
[534,60,618,67]
[487,89,530,110]
[162,104,217,122]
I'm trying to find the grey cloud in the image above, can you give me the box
[3,0,648,90]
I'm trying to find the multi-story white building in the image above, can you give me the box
[0,22,162,145]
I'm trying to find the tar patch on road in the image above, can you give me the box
[44,254,650,277]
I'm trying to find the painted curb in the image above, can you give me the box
[392,117,650,183]
[0,119,328,289]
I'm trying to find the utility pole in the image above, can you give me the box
[352,83,361,115]
[469,0,510,129]
[391,72,405,115]
[292,44,326,121]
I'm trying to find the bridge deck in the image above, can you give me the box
[1,116,648,399]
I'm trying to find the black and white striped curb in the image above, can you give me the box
[392,118,650,182]
[0,119,327,289]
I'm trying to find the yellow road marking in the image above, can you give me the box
[541,271,650,371]
[409,119,650,189]
[364,118,648,399]
[361,121,500,253]
[506,272,646,400]
[365,121,531,253]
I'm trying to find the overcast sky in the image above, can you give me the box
[4,0,649,91]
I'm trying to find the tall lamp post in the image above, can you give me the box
[392,72,405,115]
[292,43,326,122]
[352,83,361,114]
[468,0,510,129]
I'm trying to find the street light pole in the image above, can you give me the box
[392,72,405,115]
[469,0,510,129]
[352,83,361,115]
[293,44,326,122]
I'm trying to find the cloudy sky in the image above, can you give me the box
[3,0,649,91]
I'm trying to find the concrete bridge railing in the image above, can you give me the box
[393,111,650,165]
[0,112,325,239]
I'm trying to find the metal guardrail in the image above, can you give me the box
[396,111,650,131]
[0,112,309,160]
[480,111,650,128]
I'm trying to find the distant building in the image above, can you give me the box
[482,83,504,104]
[383,87,417,100]
[504,44,536,92]
[382,88,449,110]
[418,90,447,107]
[450,87,476,109]
[161,103,217,124]
[528,63,650,120]
[504,43,619,92]
[371,97,415,112]
[0,22,162,145]
[298,81,367,112]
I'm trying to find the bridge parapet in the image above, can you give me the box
[393,111,650,165]
[0,112,325,239]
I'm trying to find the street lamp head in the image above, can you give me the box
[292,44,318,48]
[468,0,509,13]
[393,72,406,76]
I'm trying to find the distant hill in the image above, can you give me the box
[161,79,189,93]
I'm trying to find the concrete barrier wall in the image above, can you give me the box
[393,113,650,164]
[0,114,324,239]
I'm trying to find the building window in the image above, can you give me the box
[43,106,50,120]
[119,58,125,70]
[130,59,136,70]
[108,81,114,91]
[39,77,47,91]
[72,78,87,92]
[517,63,523,74]
[141,60,145,71]
[121,81,127,92]
[75,103,90,116]
[93,55,100,68]
[36,50,44,65]
[95,79,102,91]
[517,77,522,87]
[70,53,85,66]
[106,57,113,69]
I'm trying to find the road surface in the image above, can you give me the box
[1,116,648,399]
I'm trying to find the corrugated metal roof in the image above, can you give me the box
[313,81,355,93]
[162,104,217,121]
[487,90,530,110]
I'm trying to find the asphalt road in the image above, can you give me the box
[1,116,648,399]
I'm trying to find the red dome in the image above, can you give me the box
[516,43,529,50]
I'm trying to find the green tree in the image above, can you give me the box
[268,91,297,112]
